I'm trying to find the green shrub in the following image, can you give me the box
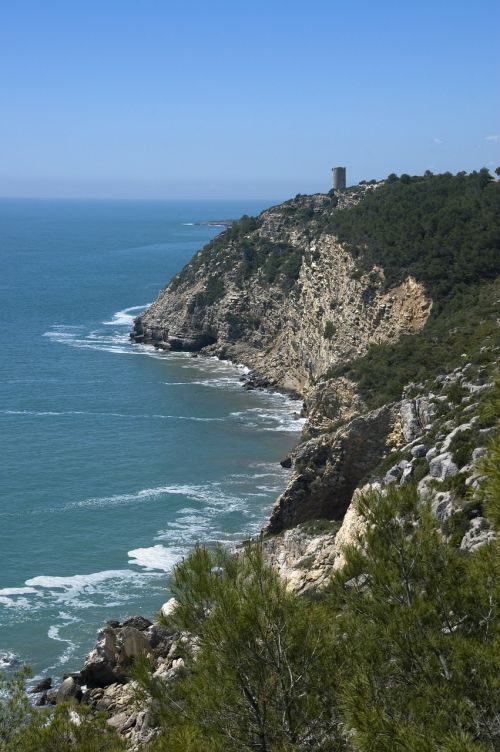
[323,320,336,339]
[144,544,341,751]
[137,466,500,751]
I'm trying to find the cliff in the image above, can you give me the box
[132,170,499,536]
[132,184,431,394]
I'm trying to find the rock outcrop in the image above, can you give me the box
[265,403,400,533]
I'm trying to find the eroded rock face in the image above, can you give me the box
[132,191,431,396]
[262,525,338,594]
[265,404,399,534]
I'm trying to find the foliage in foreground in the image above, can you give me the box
[138,443,500,752]
[0,668,124,752]
[140,545,343,751]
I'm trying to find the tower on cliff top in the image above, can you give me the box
[332,166,346,190]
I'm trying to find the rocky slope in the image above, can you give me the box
[264,357,499,591]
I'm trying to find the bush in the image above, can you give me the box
[323,320,336,339]
[142,545,342,751]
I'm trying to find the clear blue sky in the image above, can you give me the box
[1,0,499,199]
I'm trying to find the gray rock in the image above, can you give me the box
[417,475,435,498]
[145,625,172,656]
[460,518,495,552]
[118,627,151,663]
[411,443,427,458]
[426,447,438,463]
[467,382,493,395]
[107,711,130,729]
[465,473,487,490]
[429,452,458,479]
[385,465,403,484]
[472,447,487,461]
[442,420,477,453]
[80,626,121,688]
[400,400,422,442]
[431,492,453,523]
[56,677,82,704]
[400,465,414,484]
[265,404,400,533]
[463,402,479,414]
[31,677,52,693]
[121,615,152,632]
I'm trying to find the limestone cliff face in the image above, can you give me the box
[133,186,431,395]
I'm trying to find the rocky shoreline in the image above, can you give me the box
[17,176,499,748]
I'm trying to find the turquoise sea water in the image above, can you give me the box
[0,199,301,681]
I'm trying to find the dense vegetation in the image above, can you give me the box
[322,169,500,306]
[133,442,500,752]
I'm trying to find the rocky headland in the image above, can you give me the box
[17,170,500,748]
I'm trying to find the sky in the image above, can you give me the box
[0,0,499,200]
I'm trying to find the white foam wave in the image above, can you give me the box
[103,304,150,327]
[128,545,183,572]
[0,596,33,609]
[25,569,140,601]
[47,625,77,665]
[1,409,225,423]
[0,651,19,669]
[59,482,245,513]
[0,587,38,596]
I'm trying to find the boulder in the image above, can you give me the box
[31,677,52,693]
[118,627,151,663]
[472,447,487,461]
[460,518,496,552]
[400,400,421,442]
[122,615,152,632]
[80,626,122,688]
[425,446,439,463]
[160,597,179,621]
[431,491,453,523]
[145,624,173,656]
[56,676,82,704]
[429,452,458,479]
[411,443,427,459]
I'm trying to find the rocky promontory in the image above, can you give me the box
[17,170,499,750]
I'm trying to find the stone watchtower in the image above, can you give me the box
[332,166,346,190]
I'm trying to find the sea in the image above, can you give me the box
[0,198,303,682]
